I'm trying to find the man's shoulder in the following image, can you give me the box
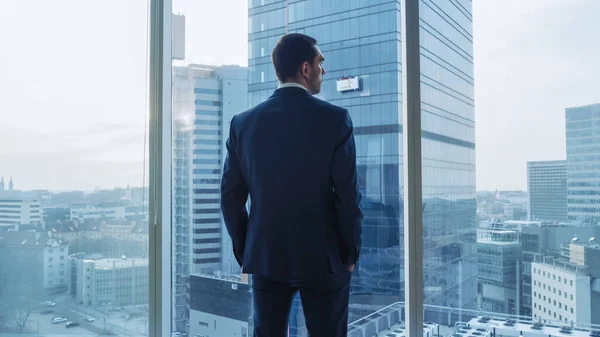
[306,95,347,114]
[232,95,347,128]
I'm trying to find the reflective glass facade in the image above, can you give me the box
[566,104,600,223]
[248,0,476,332]
[527,160,568,222]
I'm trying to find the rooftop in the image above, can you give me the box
[468,317,594,337]
[91,257,148,270]
[0,231,66,248]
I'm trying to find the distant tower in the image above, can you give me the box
[122,184,132,201]
[0,176,4,192]
[8,177,13,191]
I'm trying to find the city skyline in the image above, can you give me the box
[0,0,599,191]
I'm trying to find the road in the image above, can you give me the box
[13,297,146,336]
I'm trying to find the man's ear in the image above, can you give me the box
[301,61,310,76]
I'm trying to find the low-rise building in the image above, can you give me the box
[71,256,149,307]
[0,191,43,230]
[188,273,251,337]
[0,231,69,293]
[531,239,600,327]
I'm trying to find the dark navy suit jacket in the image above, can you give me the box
[221,86,363,280]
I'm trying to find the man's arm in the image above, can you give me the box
[221,116,249,267]
[332,109,363,267]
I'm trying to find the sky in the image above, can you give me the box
[0,0,599,191]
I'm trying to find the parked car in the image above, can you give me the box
[531,322,544,330]
[559,327,573,334]
[52,317,68,324]
[83,315,95,322]
[589,331,600,337]
[41,301,56,307]
[65,321,80,328]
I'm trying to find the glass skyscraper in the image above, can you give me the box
[566,103,600,224]
[248,0,476,333]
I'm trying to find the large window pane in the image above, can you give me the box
[422,0,600,335]
[0,1,150,336]
[170,0,407,336]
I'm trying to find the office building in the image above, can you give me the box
[172,63,248,332]
[531,248,598,326]
[477,228,522,315]
[566,104,600,223]
[0,191,42,229]
[188,274,251,337]
[520,223,600,317]
[187,64,247,275]
[248,0,476,329]
[527,160,568,222]
[71,256,149,307]
[0,231,69,293]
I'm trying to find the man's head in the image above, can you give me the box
[272,33,326,95]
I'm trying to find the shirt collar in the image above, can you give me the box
[277,82,309,91]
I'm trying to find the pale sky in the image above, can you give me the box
[0,0,598,191]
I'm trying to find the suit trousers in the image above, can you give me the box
[251,272,352,337]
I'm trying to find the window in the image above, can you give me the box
[570,280,573,286]
[571,308,574,314]
[571,295,574,300]
[0,2,150,336]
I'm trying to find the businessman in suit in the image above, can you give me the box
[221,33,363,337]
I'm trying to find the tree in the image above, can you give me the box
[13,306,33,333]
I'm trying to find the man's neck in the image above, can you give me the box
[278,81,309,92]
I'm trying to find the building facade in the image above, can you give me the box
[188,274,251,337]
[0,192,42,229]
[172,63,248,332]
[532,257,592,326]
[172,64,196,332]
[477,228,522,315]
[566,104,600,223]
[184,64,248,276]
[527,160,568,222]
[248,0,476,330]
[520,224,600,317]
[72,257,149,307]
[0,231,69,293]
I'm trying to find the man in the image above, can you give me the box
[221,33,363,337]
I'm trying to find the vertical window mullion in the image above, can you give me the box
[149,0,172,336]
[402,1,424,337]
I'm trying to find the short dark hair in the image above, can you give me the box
[271,33,319,83]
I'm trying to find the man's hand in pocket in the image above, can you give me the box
[348,264,356,272]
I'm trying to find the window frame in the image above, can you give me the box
[151,0,426,336]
